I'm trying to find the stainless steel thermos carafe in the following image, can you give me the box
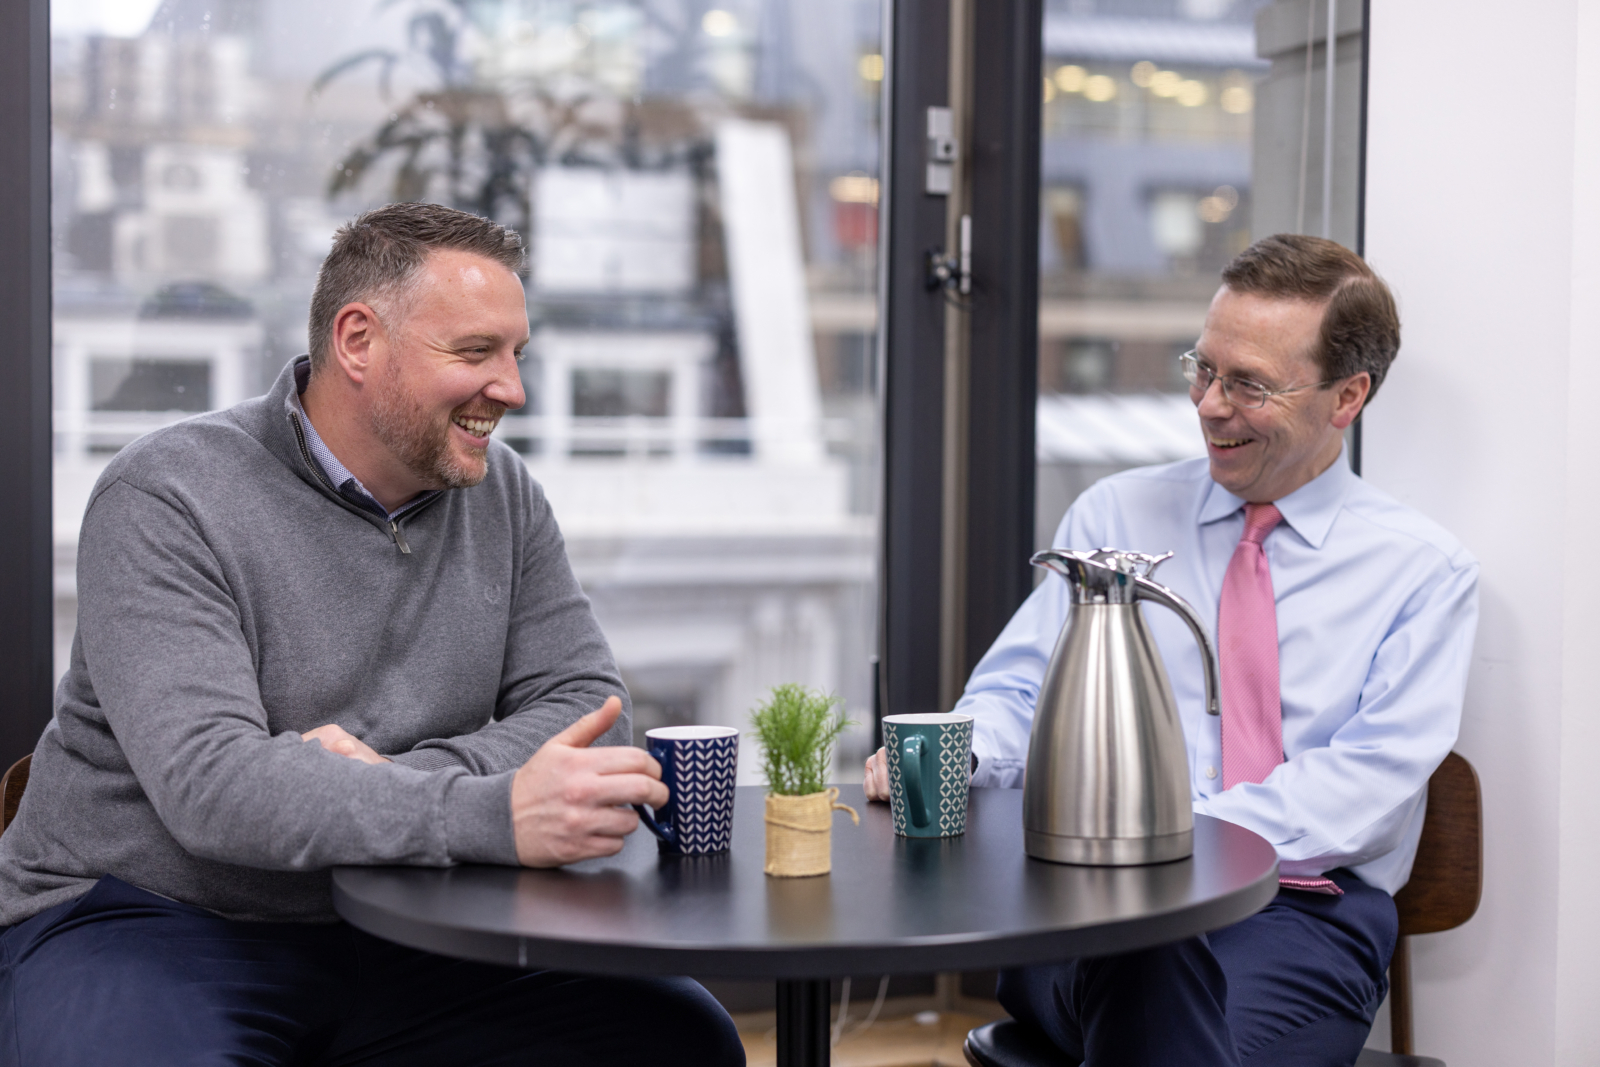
[1023,548,1221,866]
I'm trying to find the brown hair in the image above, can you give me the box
[1220,233,1400,407]
[307,202,525,371]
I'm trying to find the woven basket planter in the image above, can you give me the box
[763,787,859,877]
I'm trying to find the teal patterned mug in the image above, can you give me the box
[883,713,974,838]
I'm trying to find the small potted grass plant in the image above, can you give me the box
[750,684,859,877]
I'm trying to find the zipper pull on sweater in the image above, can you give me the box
[389,520,411,554]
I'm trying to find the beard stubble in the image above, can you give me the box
[368,357,496,490]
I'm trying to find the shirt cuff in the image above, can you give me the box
[390,747,468,773]
[443,770,518,865]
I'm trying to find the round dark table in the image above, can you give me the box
[334,785,1278,1067]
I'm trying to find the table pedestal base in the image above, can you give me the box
[776,978,830,1067]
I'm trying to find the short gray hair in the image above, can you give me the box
[307,202,525,371]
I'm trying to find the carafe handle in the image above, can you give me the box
[1132,575,1222,716]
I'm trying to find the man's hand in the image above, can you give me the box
[512,696,667,868]
[864,746,890,802]
[303,724,391,765]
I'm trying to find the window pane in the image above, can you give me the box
[89,358,212,412]
[52,0,884,783]
[571,369,672,418]
[1037,0,1361,551]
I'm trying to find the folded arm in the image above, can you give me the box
[310,697,668,867]
[959,569,1073,790]
[1195,558,1479,876]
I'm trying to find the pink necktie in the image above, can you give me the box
[1218,502,1342,896]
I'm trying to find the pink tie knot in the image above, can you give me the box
[1241,502,1283,545]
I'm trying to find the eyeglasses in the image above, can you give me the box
[1178,351,1332,410]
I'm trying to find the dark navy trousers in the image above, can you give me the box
[0,876,745,1067]
[998,869,1397,1067]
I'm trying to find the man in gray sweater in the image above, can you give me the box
[0,203,744,1065]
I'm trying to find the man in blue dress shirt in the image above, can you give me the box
[865,234,1478,1066]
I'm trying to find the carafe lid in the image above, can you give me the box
[1030,548,1174,605]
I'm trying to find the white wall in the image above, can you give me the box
[1362,0,1600,1061]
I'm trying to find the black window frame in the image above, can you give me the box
[875,0,1043,731]
[0,0,55,771]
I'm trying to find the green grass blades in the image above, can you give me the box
[749,684,856,796]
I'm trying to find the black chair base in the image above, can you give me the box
[964,1020,1446,1067]
[963,1020,1075,1067]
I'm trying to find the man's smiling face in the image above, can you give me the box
[368,248,529,490]
[1192,286,1358,504]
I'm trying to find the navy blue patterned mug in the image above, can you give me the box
[633,726,739,855]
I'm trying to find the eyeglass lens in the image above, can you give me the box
[1180,354,1268,408]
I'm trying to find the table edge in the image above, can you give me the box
[332,812,1281,979]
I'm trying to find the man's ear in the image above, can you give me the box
[1329,372,1371,431]
[328,302,384,386]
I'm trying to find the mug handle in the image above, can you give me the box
[635,739,678,848]
[633,804,678,848]
[902,735,931,828]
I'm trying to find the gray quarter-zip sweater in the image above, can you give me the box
[0,357,630,925]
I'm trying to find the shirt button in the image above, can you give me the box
[1204,766,1218,780]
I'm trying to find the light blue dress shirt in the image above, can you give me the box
[961,451,1479,893]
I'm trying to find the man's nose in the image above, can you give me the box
[1195,376,1233,419]
[484,349,527,411]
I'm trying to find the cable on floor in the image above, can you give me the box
[846,976,891,1039]
[830,975,891,1046]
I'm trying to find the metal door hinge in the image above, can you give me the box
[925,106,957,195]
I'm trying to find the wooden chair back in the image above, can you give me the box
[1394,752,1482,935]
[1,754,30,835]
[1385,751,1482,1056]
